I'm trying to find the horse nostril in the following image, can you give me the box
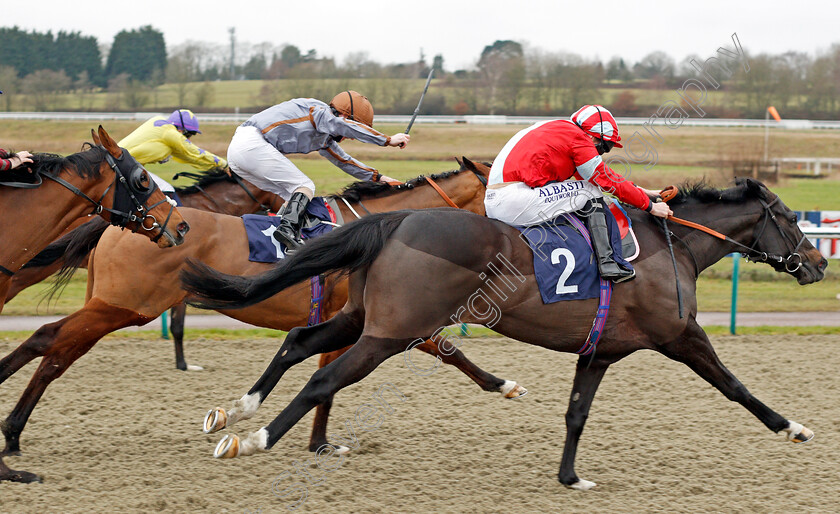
[178,221,190,235]
[819,258,828,271]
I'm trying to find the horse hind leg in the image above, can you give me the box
[170,302,202,371]
[658,319,813,444]
[214,334,408,459]
[413,337,527,398]
[308,346,352,454]
[203,310,364,435]
[304,335,527,455]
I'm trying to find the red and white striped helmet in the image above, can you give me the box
[570,105,623,148]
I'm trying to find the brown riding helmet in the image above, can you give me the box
[329,90,375,127]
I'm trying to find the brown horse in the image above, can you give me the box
[0,126,189,314]
[0,159,522,483]
[181,178,827,491]
[4,169,284,371]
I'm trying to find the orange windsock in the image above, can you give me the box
[767,106,781,122]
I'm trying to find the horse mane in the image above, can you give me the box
[667,177,768,205]
[173,169,234,194]
[22,143,105,180]
[330,168,467,203]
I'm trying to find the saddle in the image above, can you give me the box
[607,199,639,261]
[243,197,342,262]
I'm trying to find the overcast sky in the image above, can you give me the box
[3,1,838,69]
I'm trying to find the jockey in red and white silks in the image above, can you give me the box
[485,105,672,282]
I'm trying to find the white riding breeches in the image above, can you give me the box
[484,179,603,226]
[227,125,316,201]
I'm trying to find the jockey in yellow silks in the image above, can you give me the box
[119,109,227,194]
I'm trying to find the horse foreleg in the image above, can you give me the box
[415,338,527,398]
[309,346,352,452]
[557,356,610,491]
[213,335,408,459]
[203,310,364,435]
[658,319,812,443]
[170,302,201,371]
[0,323,61,387]
[0,299,146,482]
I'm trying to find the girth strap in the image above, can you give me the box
[0,264,15,276]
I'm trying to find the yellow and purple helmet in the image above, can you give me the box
[165,109,201,134]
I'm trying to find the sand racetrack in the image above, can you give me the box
[0,334,837,512]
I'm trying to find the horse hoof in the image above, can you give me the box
[784,422,814,443]
[568,478,597,491]
[500,380,528,399]
[0,468,42,483]
[214,434,240,459]
[203,407,228,434]
[186,364,205,371]
[311,443,351,455]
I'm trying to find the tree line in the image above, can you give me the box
[1,26,839,119]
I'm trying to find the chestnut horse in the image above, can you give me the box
[0,126,189,314]
[181,178,827,491]
[0,159,522,483]
[4,169,284,370]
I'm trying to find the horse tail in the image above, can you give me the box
[41,218,110,301]
[181,210,412,310]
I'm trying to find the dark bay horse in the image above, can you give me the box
[0,159,522,483]
[4,169,284,371]
[181,178,827,490]
[0,126,189,314]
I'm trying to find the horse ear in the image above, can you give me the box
[98,125,123,159]
[462,156,491,179]
[455,156,464,168]
[91,128,102,146]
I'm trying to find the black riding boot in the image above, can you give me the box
[581,199,636,283]
[272,192,311,252]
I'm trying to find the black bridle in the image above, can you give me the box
[470,167,488,187]
[741,196,806,273]
[43,147,177,241]
[0,147,177,277]
[672,195,806,277]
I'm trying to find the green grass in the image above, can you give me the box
[773,179,840,211]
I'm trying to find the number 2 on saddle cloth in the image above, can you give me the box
[517,202,636,355]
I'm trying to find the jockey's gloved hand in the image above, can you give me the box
[648,200,673,218]
[378,174,400,184]
[388,134,410,148]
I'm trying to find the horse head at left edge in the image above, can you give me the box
[91,125,190,248]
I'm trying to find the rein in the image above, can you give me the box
[425,177,459,208]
